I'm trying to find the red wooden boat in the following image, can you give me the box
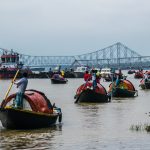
[134,71,144,79]
[0,90,62,129]
[74,82,109,103]
[0,49,31,79]
[128,70,135,74]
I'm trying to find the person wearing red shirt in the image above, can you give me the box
[84,71,91,82]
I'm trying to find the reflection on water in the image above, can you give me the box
[1,72,150,149]
[0,125,62,150]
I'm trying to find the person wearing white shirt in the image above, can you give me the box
[14,72,28,108]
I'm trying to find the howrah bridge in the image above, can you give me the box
[0,42,150,69]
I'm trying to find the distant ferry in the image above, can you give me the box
[73,66,88,78]
[0,50,28,79]
[100,68,112,77]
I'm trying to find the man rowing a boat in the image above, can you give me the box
[14,72,28,108]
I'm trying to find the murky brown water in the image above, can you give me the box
[1,71,150,150]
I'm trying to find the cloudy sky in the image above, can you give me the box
[0,0,150,56]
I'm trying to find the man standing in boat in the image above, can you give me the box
[14,72,28,108]
[91,69,97,90]
[143,71,149,84]
[96,70,101,84]
[84,70,91,82]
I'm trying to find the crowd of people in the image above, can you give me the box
[83,70,101,90]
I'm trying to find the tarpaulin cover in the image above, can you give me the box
[1,90,52,113]
[76,82,107,95]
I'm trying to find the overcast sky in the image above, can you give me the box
[0,0,150,56]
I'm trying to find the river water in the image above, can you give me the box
[0,71,150,150]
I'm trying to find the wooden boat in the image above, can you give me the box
[134,71,144,79]
[73,66,88,78]
[74,82,109,103]
[100,68,112,78]
[139,79,150,89]
[0,90,62,129]
[128,70,135,74]
[51,74,68,84]
[0,50,31,79]
[108,80,138,97]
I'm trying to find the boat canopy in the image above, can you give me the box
[1,90,53,114]
[108,80,135,92]
[76,82,107,95]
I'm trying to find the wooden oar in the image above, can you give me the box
[4,69,20,100]
[74,84,86,103]
[110,74,114,101]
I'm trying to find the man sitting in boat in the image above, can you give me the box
[14,72,28,108]
[115,72,127,88]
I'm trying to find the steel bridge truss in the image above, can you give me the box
[0,42,150,68]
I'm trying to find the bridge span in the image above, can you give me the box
[0,42,150,69]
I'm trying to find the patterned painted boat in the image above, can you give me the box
[108,80,138,97]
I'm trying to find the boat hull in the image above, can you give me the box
[112,88,136,97]
[134,72,143,79]
[0,108,59,129]
[76,89,108,103]
[0,70,22,79]
[51,78,68,84]
[128,70,135,74]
